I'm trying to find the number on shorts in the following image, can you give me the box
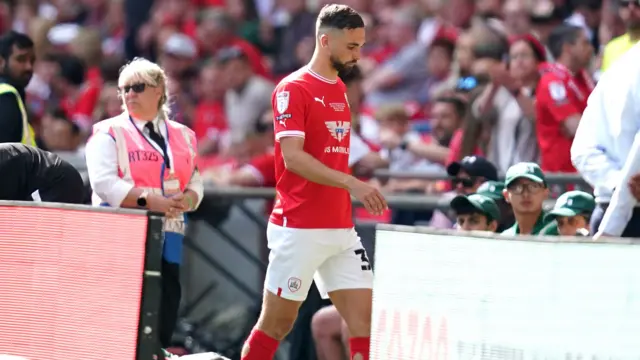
[354,249,371,271]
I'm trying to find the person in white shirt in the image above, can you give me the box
[84,58,204,358]
[571,43,640,237]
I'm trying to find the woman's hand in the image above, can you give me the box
[147,194,186,217]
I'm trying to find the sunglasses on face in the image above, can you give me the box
[452,177,477,188]
[119,83,147,94]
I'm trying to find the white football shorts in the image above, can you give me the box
[264,222,374,301]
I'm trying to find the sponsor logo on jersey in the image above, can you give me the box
[325,121,351,142]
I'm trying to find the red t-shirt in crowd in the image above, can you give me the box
[244,152,276,214]
[445,129,484,166]
[244,152,276,187]
[61,83,101,131]
[535,63,594,173]
[192,101,227,142]
[270,68,353,229]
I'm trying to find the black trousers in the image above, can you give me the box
[590,203,640,238]
[160,259,182,348]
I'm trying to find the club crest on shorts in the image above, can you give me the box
[288,277,302,292]
[276,91,290,114]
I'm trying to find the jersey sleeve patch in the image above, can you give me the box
[276,90,290,114]
[548,81,567,102]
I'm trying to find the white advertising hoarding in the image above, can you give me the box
[371,226,640,360]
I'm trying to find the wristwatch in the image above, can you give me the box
[137,191,149,208]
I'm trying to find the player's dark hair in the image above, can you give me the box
[317,4,364,31]
[547,25,583,59]
[338,65,363,85]
[0,30,34,61]
[434,96,467,119]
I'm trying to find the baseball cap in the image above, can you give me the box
[504,162,546,187]
[476,180,505,201]
[544,191,596,222]
[163,33,197,59]
[450,193,501,221]
[447,156,499,181]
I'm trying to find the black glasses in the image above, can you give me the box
[119,83,146,94]
[507,182,544,195]
[452,177,476,188]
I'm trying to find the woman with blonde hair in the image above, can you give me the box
[85,57,203,358]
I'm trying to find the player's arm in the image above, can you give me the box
[281,137,354,189]
[274,84,386,214]
[597,131,640,237]
[273,84,354,189]
[538,79,581,137]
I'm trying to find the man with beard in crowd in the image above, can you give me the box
[0,31,36,146]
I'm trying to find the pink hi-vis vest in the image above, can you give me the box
[91,113,197,236]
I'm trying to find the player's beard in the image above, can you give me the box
[330,55,356,76]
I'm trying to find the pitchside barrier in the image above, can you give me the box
[0,201,164,360]
[371,224,640,360]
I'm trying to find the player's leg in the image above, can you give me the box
[316,228,374,360]
[242,225,330,360]
[311,305,348,360]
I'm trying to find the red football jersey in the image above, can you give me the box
[535,63,594,173]
[270,68,353,229]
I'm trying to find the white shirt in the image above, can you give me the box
[571,43,640,203]
[348,132,370,167]
[599,131,640,235]
[380,131,446,174]
[85,116,204,208]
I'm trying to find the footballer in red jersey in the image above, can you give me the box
[241,5,386,360]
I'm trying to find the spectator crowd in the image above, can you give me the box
[2,0,638,228]
[4,0,640,358]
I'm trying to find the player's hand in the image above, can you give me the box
[348,178,387,216]
[629,173,640,201]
